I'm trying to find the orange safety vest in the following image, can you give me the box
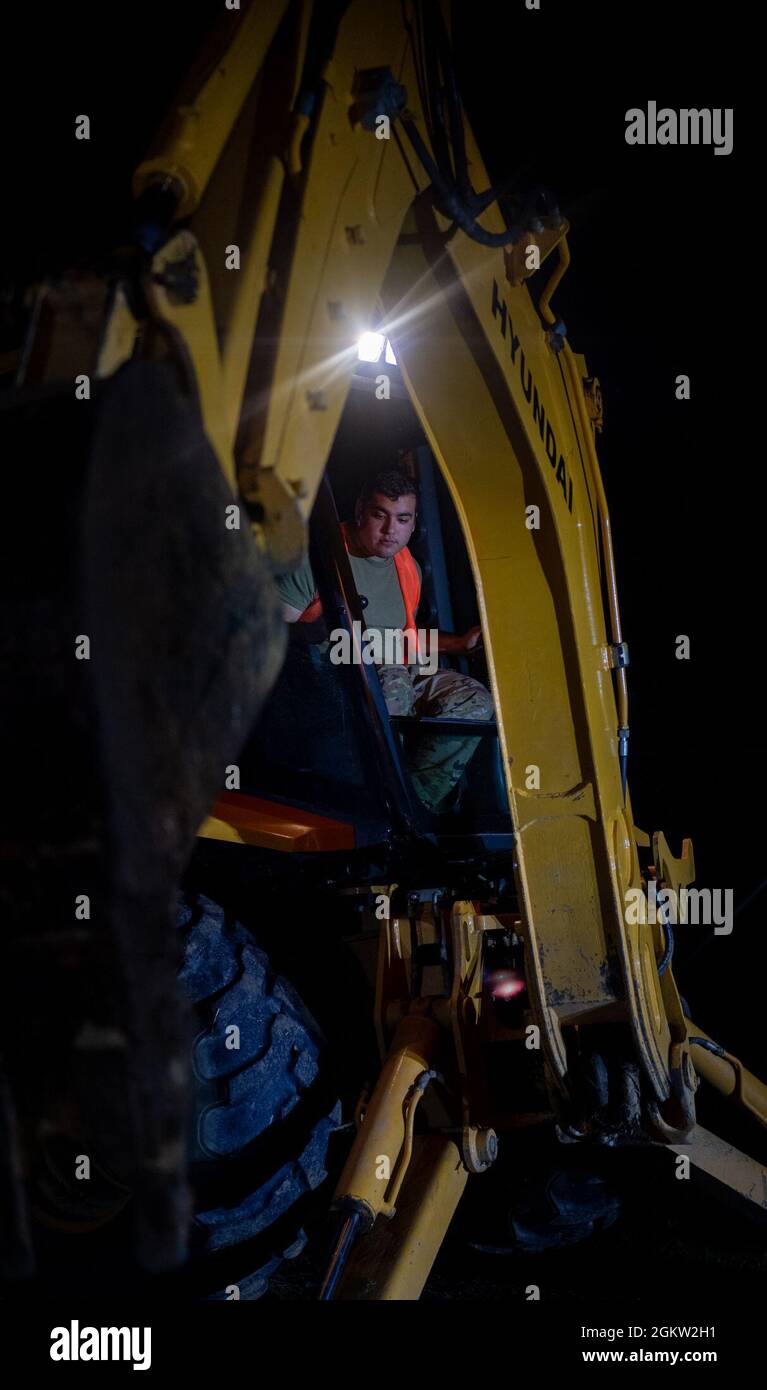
[298,521,422,663]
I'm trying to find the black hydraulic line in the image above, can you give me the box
[434,11,473,205]
[420,2,516,218]
[432,2,517,219]
[471,177,521,215]
[400,117,519,248]
[421,0,454,183]
[404,3,561,248]
[657,916,674,975]
[412,0,432,127]
[432,19,520,215]
[402,0,430,124]
[688,1036,726,1058]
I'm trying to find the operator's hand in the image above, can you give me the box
[460,625,484,653]
[436,626,484,655]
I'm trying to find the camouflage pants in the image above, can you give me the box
[378,664,494,814]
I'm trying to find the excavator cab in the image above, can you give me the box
[205,364,513,865]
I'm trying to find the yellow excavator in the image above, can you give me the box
[3,0,765,1301]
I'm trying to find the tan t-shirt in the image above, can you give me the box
[276,550,422,649]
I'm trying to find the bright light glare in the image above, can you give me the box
[357,331,385,363]
[357,332,397,365]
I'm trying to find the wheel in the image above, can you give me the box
[178,892,341,1299]
[507,1167,622,1252]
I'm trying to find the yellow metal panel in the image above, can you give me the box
[334,1013,442,1218]
[133,1,291,215]
[379,202,669,1099]
[336,1136,468,1301]
[238,4,428,516]
[188,74,287,445]
[669,1126,767,1215]
[145,231,235,491]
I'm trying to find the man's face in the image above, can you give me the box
[355,491,417,558]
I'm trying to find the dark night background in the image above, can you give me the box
[0,0,760,1311]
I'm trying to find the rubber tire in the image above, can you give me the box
[178,892,341,1299]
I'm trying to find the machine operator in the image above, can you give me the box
[275,468,494,815]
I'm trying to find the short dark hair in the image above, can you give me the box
[358,468,419,511]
